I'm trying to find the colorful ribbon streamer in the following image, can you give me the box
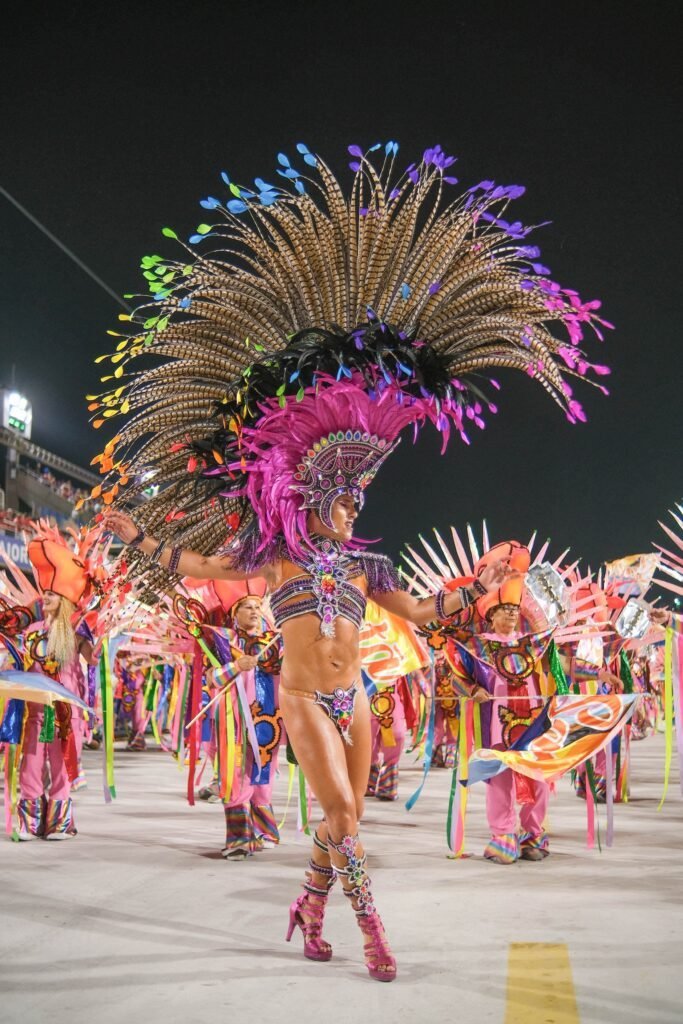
[672,627,683,797]
[657,627,674,810]
[449,700,473,856]
[277,763,297,830]
[186,644,203,806]
[297,766,311,835]
[405,652,437,811]
[101,642,116,801]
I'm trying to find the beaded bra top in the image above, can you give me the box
[270,536,403,638]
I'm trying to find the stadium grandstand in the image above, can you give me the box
[0,387,101,570]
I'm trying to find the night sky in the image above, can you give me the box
[1,1,680,567]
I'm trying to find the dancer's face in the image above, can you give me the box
[309,494,358,542]
[488,603,520,635]
[42,590,61,619]
[234,597,262,633]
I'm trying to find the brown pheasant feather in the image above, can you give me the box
[85,141,611,587]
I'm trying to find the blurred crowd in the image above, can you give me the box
[35,466,90,507]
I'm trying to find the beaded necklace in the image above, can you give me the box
[300,537,350,638]
[285,536,363,639]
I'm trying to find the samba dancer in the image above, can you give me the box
[441,542,555,864]
[94,142,609,978]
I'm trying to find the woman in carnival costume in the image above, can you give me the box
[120,660,149,750]
[17,528,98,840]
[629,648,663,740]
[435,542,557,864]
[568,555,667,803]
[564,582,627,803]
[204,579,284,859]
[402,524,610,860]
[97,141,609,979]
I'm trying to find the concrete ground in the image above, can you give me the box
[1,736,681,1024]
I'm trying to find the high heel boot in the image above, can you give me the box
[327,832,396,982]
[286,829,336,961]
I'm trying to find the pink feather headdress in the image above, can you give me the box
[237,377,443,560]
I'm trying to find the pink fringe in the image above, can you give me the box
[235,376,454,560]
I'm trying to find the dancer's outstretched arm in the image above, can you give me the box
[101,510,271,582]
[372,557,519,627]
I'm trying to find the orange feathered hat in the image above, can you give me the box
[182,576,268,617]
[473,540,530,619]
[26,519,105,609]
[28,539,91,606]
[213,578,268,617]
[575,581,623,624]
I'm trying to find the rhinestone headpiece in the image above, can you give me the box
[292,429,399,529]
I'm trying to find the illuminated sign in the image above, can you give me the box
[1,390,33,439]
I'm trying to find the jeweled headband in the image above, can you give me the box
[292,429,399,530]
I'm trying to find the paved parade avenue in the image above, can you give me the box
[1,736,681,1024]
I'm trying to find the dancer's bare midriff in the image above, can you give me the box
[262,556,365,693]
[279,614,361,692]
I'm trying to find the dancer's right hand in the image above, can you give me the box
[478,557,522,594]
[235,655,259,671]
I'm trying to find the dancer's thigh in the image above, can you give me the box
[280,692,355,817]
[344,687,372,812]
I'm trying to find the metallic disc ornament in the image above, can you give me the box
[614,597,651,640]
[524,562,570,628]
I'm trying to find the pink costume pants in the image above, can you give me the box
[432,708,458,751]
[485,770,549,839]
[20,709,71,801]
[368,694,407,799]
[223,747,280,851]
[131,676,147,735]
[17,706,77,837]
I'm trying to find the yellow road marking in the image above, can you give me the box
[505,943,580,1024]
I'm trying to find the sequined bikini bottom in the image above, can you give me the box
[280,681,358,744]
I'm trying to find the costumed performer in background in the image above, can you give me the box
[17,531,97,840]
[366,674,414,802]
[441,542,555,864]
[207,582,284,859]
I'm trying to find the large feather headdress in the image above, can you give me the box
[85,141,611,583]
